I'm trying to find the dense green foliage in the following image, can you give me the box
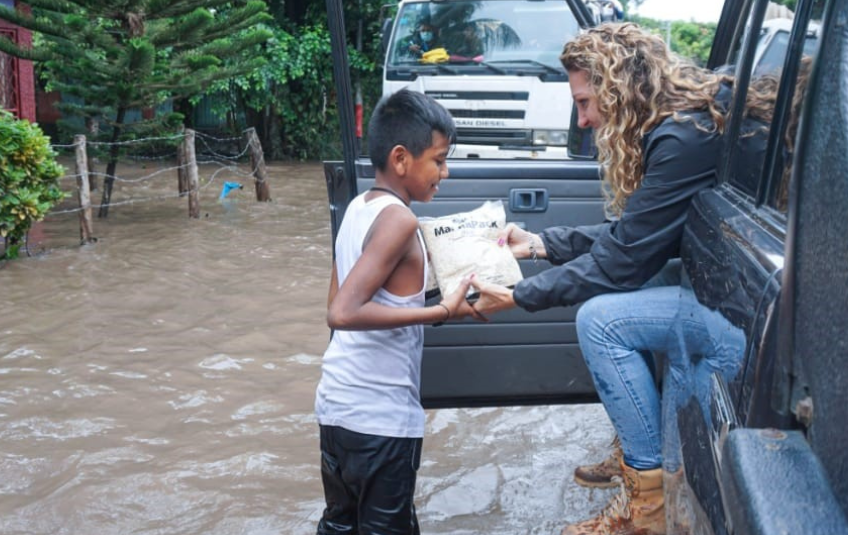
[0,1,272,132]
[0,0,273,214]
[632,17,717,66]
[0,111,65,259]
[204,2,384,160]
[207,23,371,160]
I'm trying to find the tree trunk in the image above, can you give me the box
[269,105,284,160]
[174,97,195,128]
[98,107,126,218]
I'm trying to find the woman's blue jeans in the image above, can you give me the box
[575,270,745,471]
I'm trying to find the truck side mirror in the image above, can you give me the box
[567,106,597,159]
[380,16,394,60]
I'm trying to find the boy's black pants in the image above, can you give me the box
[317,425,422,535]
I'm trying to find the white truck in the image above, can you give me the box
[382,0,589,159]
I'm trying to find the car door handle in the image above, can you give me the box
[510,188,549,212]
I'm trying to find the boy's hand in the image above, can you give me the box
[496,223,546,260]
[468,277,516,316]
[441,274,488,322]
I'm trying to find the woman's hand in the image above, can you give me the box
[497,223,546,260]
[468,278,516,316]
[440,274,488,322]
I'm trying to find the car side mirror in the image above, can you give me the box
[567,106,597,159]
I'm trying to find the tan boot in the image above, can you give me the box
[574,436,624,489]
[561,462,666,535]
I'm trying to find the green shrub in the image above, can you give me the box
[0,111,65,259]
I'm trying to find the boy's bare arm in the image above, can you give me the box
[327,260,339,308]
[328,206,474,330]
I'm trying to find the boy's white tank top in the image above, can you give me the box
[315,192,429,438]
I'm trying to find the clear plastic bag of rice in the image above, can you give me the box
[419,200,523,297]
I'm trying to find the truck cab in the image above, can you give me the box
[382,0,589,159]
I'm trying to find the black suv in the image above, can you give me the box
[324,0,848,532]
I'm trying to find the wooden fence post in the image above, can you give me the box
[74,134,95,243]
[177,124,188,196]
[185,129,200,218]
[245,127,271,202]
[84,117,99,192]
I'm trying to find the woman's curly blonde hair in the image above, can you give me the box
[561,23,731,215]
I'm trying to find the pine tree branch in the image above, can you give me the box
[23,0,78,14]
[149,8,213,48]
[0,6,68,39]
[145,0,230,20]
[201,2,273,41]
[192,29,272,60]
[0,35,52,61]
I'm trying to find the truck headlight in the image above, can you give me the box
[532,129,569,147]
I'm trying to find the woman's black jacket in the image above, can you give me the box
[512,101,727,312]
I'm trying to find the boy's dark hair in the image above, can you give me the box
[367,89,456,171]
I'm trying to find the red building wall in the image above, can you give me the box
[0,1,35,122]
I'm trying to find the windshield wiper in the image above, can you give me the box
[485,59,564,76]
[476,61,509,75]
[389,62,461,74]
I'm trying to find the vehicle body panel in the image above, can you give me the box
[669,0,848,532]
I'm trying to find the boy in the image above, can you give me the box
[315,89,479,535]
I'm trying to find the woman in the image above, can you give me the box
[469,23,747,535]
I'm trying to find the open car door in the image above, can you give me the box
[325,0,606,409]
[325,155,603,409]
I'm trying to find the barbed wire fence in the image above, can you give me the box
[46,127,271,246]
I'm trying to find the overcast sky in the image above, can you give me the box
[632,0,725,22]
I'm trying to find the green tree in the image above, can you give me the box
[212,22,376,159]
[632,17,717,66]
[669,21,716,65]
[0,0,273,216]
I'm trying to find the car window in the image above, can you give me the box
[755,30,790,75]
[722,6,786,198]
[767,2,825,213]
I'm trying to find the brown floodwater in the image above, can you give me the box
[1,156,613,535]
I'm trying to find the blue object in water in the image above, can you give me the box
[220,181,244,200]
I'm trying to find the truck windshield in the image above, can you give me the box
[387,0,580,71]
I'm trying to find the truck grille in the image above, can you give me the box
[449,109,525,119]
[426,91,529,100]
[457,128,532,146]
